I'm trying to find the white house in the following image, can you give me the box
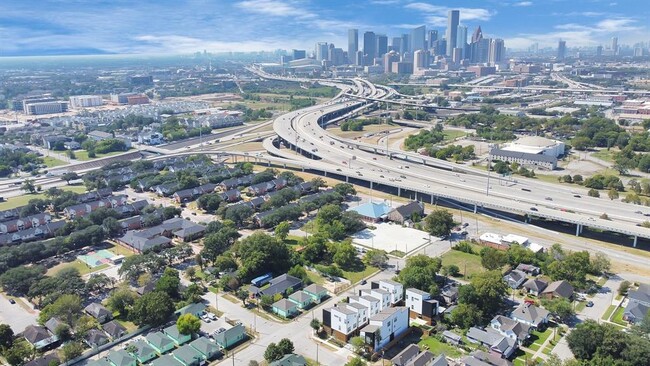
[349,295,381,317]
[372,279,404,305]
[360,307,409,352]
[323,305,361,342]
[359,288,391,311]
[405,288,439,325]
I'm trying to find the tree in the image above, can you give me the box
[480,247,507,270]
[201,227,240,262]
[398,255,441,293]
[0,323,14,349]
[185,267,197,281]
[197,193,223,213]
[107,287,137,317]
[235,232,293,282]
[102,217,122,238]
[0,266,45,296]
[54,324,72,342]
[618,281,631,296]
[74,315,99,338]
[155,268,181,299]
[263,343,284,362]
[274,221,290,241]
[176,314,201,335]
[61,172,79,185]
[40,294,83,326]
[4,339,33,366]
[567,320,605,360]
[333,183,356,196]
[423,209,455,237]
[461,271,508,319]
[542,298,575,322]
[363,249,388,268]
[287,265,309,283]
[333,241,358,269]
[310,319,321,334]
[345,357,366,366]
[236,288,249,306]
[608,188,619,200]
[450,303,482,329]
[130,291,174,327]
[21,180,36,194]
[446,264,460,277]
[590,252,611,275]
[588,188,600,198]
[277,338,294,355]
[61,341,84,361]
[350,336,365,354]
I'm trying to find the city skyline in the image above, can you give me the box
[0,0,648,57]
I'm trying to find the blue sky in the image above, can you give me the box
[0,0,648,56]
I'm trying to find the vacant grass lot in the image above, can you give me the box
[75,149,131,161]
[440,249,485,279]
[0,185,87,210]
[43,156,67,167]
[341,265,379,284]
[47,260,108,276]
[418,336,463,358]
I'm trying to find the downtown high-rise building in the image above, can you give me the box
[390,37,402,52]
[413,49,427,70]
[488,38,505,65]
[611,36,618,55]
[428,30,438,49]
[410,25,426,53]
[400,34,410,55]
[376,34,388,58]
[292,49,306,60]
[596,45,603,57]
[456,25,468,59]
[348,29,358,61]
[557,40,566,60]
[446,10,460,56]
[363,31,377,65]
[315,42,329,61]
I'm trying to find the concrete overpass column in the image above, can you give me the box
[267,160,271,167]
[345,175,349,183]
[301,166,305,172]
[575,224,581,236]
[633,236,638,248]
[473,204,477,214]
[283,164,287,169]
[580,225,584,235]
[397,187,401,196]
[324,171,327,177]
[370,181,373,190]
[430,195,434,204]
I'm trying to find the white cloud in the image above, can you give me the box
[406,2,494,26]
[513,1,533,6]
[234,0,315,19]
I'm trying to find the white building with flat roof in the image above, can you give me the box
[69,95,103,108]
[501,136,565,158]
[360,307,409,351]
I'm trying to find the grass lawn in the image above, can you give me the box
[46,260,109,276]
[512,349,536,366]
[602,305,616,321]
[418,336,463,358]
[105,242,136,257]
[43,156,67,167]
[389,250,406,258]
[75,149,131,161]
[592,149,617,163]
[306,270,326,285]
[340,265,379,284]
[284,235,304,247]
[575,301,587,312]
[530,327,553,346]
[443,130,467,141]
[0,185,87,210]
[440,250,485,279]
[611,306,628,326]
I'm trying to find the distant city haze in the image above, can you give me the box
[0,0,647,56]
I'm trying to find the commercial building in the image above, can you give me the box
[557,40,567,60]
[363,31,377,65]
[446,10,460,56]
[490,149,558,170]
[410,25,426,53]
[348,29,359,62]
[292,49,306,60]
[502,136,566,158]
[24,101,68,115]
[69,95,103,108]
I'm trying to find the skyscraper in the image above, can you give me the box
[390,37,402,52]
[363,31,377,65]
[596,45,603,57]
[410,25,426,53]
[348,29,358,60]
[400,34,410,55]
[611,37,618,55]
[315,42,329,61]
[292,49,306,60]
[428,30,438,49]
[376,34,388,57]
[456,25,468,59]
[557,40,566,60]
[488,38,505,65]
[414,49,427,70]
[446,10,460,56]
[383,51,400,73]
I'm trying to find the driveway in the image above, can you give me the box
[577,275,621,322]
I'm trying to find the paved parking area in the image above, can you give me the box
[0,294,38,333]
[351,222,434,254]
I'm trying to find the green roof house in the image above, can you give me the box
[270,353,308,366]
[288,291,313,309]
[164,324,191,346]
[272,299,298,318]
[130,340,158,363]
[174,303,207,318]
[303,284,328,303]
[108,350,136,366]
[172,344,204,366]
[151,354,183,366]
[87,358,113,366]
[146,332,176,354]
[212,318,246,350]
[189,337,221,360]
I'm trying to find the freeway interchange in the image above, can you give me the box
[253,68,650,246]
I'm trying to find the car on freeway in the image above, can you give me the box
[9,298,16,304]
[545,197,553,201]
[530,207,538,211]
[380,175,385,178]
[573,195,581,198]
[336,168,342,172]
[635,210,643,214]
[360,280,367,285]
[586,301,594,307]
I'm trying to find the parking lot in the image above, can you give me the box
[351,222,434,254]
[0,294,38,333]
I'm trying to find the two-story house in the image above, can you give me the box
[405,288,439,325]
[372,279,404,305]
